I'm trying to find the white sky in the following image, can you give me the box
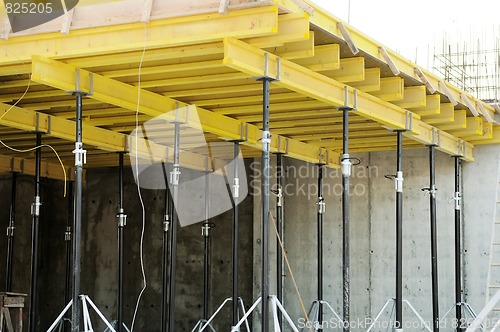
[311,0,500,69]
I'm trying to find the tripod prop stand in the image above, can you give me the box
[47,295,116,332]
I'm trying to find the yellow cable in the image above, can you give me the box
[0,140,68,197]
[270,212,313,332]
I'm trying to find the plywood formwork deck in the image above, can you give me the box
[0,0,497,180]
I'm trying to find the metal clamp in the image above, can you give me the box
[422,185,437,198]
[73,142,87,167]
[31,195,42,217]
[170,166,181,186]
[256,53,281,82]
[275,186,283,207]
[65,226,72,241]
[341,154,352,177]
[202,223,211,237]
[450,192,461,210]
[6,226,15,237]
[338,87,358,111]
[117,208,127,227]
[163,214,170,232]
[233,177,240,199]
[317,197,326,214]
[262,130,271,153]
[431,128,441,147]
[69,69,93,96]
[395,171,404,193]
[405,111,413,131]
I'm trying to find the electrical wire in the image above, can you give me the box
[0,140,68,197]
[130,23,148,332]
[0,70,68,197]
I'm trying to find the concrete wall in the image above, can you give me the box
[0,162,254,331]
[252,145,500,331]
[0,145,498,332]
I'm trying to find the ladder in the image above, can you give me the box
[486,161,500,313]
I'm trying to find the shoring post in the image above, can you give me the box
[203,157,211,322]
[317,164,325,331]
[428,145,440,332]
[256,53,279,331]
[161,167,171,332]
[5,172,17,292]
[28,132,42,332]
[276,153,284,330]
[232,142,240,329]
[63,181,74,332]
[454,156,464,332]
[71,90,87,332]
[339,87,356,332]
[395,130,404,331]
[117,152,127,332]
[168,119,182,332]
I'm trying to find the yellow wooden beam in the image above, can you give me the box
[349,68,380,92]
[264,31,315,60]
[474,126,500,145]
[411,95,441,116]
[460,122,493,141]
[322,57,365,83]
[371,77,404,101]
[214,100,325,115]
[222,37,473,160]
[393,86,427,109]
[31,56,340,167]
[0,154,75,182]
[293,44,340,71]
[242,12,310,48]
[422,103,454,125]
[448,117,484,136]
[0,6,279,68]
[438,110,468,131]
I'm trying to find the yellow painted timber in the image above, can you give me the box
[460,122,493,141]
[474,126,500,145]
[438,110,468,131]
[393,86,427,109]
[237,109,335,123]
[349,68,380,92]
[137,72,249,89]
[194,92,305,108]
[293,44,340,71]
[223,38,411,128]
[222,38,473,160]
[422,103,454,125]
[164,83,263,98]
[99,60,225,79]
[214,100,326,115]
[31,56,340,167]
[370,77,404,101]
[282,1,473,111]
[322,57,365,83]
[0,154,74,181]
[448,117,484,136]
[243,13,310,48]
[263,31,315,60]
[66,42,225,69]
[411,95,441,116]
[0,6,279,67]
[270,122,382,135]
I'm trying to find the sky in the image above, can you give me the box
[310,0,500,70]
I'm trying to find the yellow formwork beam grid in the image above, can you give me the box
[31,56,340,167]
[293,44,340,71]
[0,154,75,182]
[278,0,494,124]
[0,102,220,172]
[0,6,280,68]
[422,104,455,125]
[371,77,404,102]
[222,37,473,161]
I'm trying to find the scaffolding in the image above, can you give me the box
[432,31,500,103]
